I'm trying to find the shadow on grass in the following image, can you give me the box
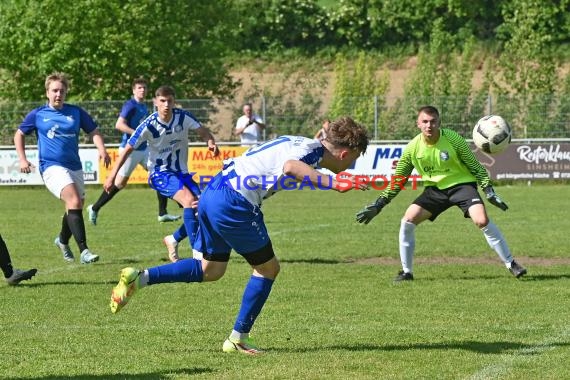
[13,281,115,287]
[307,340,570,354]
[5,367,212,380]
[280,258,347,264]
[521,273,570,281]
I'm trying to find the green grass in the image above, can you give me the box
[1,184,569,379]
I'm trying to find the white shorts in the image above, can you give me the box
[42,165,85,200]
[118,148,148,178]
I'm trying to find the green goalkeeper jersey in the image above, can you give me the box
[380,128,491,202]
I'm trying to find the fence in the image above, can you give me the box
[1,95,569,146]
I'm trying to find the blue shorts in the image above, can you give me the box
[148,171,201,199]
[193,173,270,257]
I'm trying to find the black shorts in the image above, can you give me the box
[413,183,483,221]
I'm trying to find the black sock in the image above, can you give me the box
[0,234,14,278]
[157,192,168,216]
[67,209,88,252]
[92,185,121,212]
[59,214,73,244]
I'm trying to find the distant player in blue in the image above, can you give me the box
[109,116,370,355]
[103,85,219,262]
[87,78,180,227]
[14,72,111,264]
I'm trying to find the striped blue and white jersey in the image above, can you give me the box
[222,135,324,206]
[18,104,98,173]
[119,98,148,151]
[127,108,201,174]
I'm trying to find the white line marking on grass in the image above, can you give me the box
[467,327,570,380]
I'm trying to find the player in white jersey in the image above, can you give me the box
[87,78,180,225]
[104,85,219,262]
[109,116,370,355]
[14,72,111,264]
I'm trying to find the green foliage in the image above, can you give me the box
[330,52,389,137]
[230,59,327,139]
[382,23,480,139]
[0,0,238,101]
[491,0,565,138]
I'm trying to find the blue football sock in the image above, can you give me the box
[183,208,198,247]
[147,258,203,284]
[233,276,274,334]
[172,224,188,242]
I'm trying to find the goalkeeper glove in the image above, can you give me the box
[356,197,389,224]
[484,186,508,211]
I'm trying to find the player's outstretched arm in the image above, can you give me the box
[282,160,369,193]
[356,197,389,224]
[196,127,220,157]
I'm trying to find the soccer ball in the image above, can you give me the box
[472,115,512,154]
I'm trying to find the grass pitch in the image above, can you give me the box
[1,184,569,379]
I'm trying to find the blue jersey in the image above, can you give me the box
[18,104,97,173]
[127,108,201,174]
[222,136,324,206]
[119,98,148,151]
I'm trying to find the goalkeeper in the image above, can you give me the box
[356,105,527,281]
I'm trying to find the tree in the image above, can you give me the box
[0,0,238,101]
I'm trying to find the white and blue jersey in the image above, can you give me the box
[119,98,148,151]
[222,135,324,206]
[195,135,324,257]
[127,108,201,174]
[18,104,98,173]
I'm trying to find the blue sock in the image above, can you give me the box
[183,208,198,246]
[147,258,203,284]
[233,276,274,333]
[172,224,188,242]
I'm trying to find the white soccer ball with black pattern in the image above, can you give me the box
[472,115,512,154]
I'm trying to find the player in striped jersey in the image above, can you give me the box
[109,116,370,354]
[14,72,111,264]
[103,85,219,262]
[87,78,180,226]
[356,105,527,281]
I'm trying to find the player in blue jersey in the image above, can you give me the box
[356,106,526,281]
[14,72,111,264]
[1,234,37,285]
[103,85,219,262]
[87,78,180,226]
[109,116,370,355]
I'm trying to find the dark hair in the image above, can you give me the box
[155,85,175,98]
[418,105,440,118]
[132,77,147,88]
[325,116,369,155]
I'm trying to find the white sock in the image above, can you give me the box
[481,220,513,266]
[139,270,149,287]
[399,220,416,273]
[230,330,248,341]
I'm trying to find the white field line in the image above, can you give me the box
[467,327,570,380]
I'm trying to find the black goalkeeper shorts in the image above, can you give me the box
[412,182,483,221]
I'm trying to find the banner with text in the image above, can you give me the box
[3,143,568,186]
[0,149,101,185]
[473,143,570,180]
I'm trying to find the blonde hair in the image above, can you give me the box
[45,72,69,91]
